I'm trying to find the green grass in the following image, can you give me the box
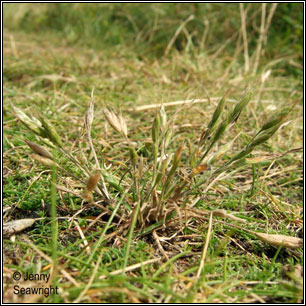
[3,3,303,303]
[3,3,303,69]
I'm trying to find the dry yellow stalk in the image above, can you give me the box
[212,209,247,223]
[252,232,303,249]
[4,218,37,238]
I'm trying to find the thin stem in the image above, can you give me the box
[88,130,110,200]
[81,190,128,275]
[123,199,141,273]
[240,3,250,73]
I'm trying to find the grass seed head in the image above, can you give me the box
[32,153,57,168]
[259,105,293,133]
[85,97,94,131]
[208,95,226,129]
[250,125,280,148]
[103,109,121,134]
[200,95,227,146]
[129,145,138,167]
[11,105,43,136]
[39,115,63,148]
[152,113,160,143]
[164,129,173,149]
[82,191,93,203]
[228,90,253,124]
[159,105,167,130]
[173,143,183,169]
[103,109,128,138]
[25,140,53,159]
[212,118,229,143]
[118,115,128,138]
[86,170,101,192]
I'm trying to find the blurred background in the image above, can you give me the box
[3,3,303,77]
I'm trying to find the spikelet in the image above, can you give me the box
[152,113,160,143]
[25,140,53,159]
[84,88,94,131]
[118,115,128,138]
[252,102,298,143]
[211,118,229,144]
[259,105,293,133]
[39,115,63,148]
[214,103,293,171]
[209,96,226,129]
[86,171,101,192]
[129,145,138,167]
[32,154,57,168]
[11,104,42,136]
[159,105,167,130]
[228,90,253,123]
[103,108,128,138]
[200,95,226,145]
[173,142,183,169]
[206,135,238,165]
[83,171,101,203]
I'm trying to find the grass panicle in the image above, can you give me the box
[25,140,53,160]
[103,108,128,138]
[214,102,297,175]
[39,115,63,148]
[31,153,57,168]
[11,104,43,136]
[199,94,226,146]
[228,90,253,124]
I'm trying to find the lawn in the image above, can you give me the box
[3,3,303,303]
